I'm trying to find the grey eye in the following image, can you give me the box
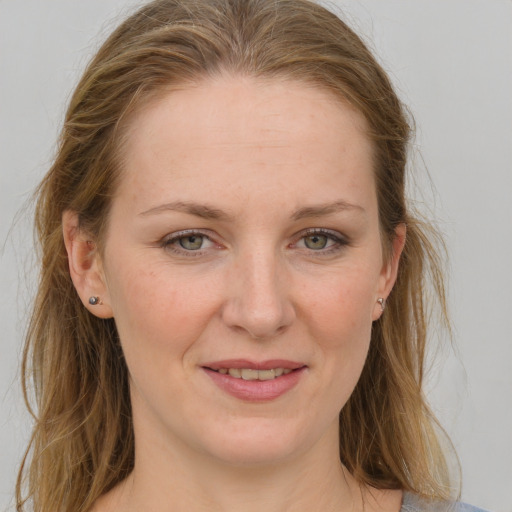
[303,234,328,250]
[179,235,204,250]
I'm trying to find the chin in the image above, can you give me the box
[197,417,329,468]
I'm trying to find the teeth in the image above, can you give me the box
[218,368,293,380]
[241,368,259,380]
[258,369,275,381]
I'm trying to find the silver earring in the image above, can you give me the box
[89,296,101,305]
[377,298,386,312]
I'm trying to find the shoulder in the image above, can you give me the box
[451,505,490,512]
[401,492,491,512]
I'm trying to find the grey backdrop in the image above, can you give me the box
[1,1,511,511]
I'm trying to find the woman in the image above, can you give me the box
[15,0,487,511]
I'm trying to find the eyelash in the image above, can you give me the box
[160,229,215,257]
[293,228,348,256]
[160,228,348,257]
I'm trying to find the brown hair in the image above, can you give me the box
[17,0,455,510]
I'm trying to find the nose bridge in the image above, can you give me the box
[222,243,294,339]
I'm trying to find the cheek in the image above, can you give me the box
[300,265,377,396]
[105,259,219,366]
[302,263,378,343]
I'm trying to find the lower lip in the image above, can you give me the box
[203,367,306,402]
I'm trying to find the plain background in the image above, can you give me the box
[1,1,511,511]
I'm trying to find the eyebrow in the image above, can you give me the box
[139,201,234,221]
[291,200,366,221]
[139,199,365,221]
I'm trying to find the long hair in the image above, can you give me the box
[17,0,454,510]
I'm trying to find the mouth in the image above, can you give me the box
[201,360,306,401]
[208,367,294,381]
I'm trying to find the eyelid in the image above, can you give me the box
[159,227,348,257]
[161,229,221,255]
[300,227,347,241]
[293,228,349,253]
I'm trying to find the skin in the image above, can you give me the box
[64,75,405,512]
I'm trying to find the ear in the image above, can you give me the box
[372,223,406,321]
[62,210,113,319]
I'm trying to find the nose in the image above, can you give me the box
[221,249,296,340]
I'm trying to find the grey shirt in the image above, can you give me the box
[401,492,490,512]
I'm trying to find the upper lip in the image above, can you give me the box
[202,359,306,371]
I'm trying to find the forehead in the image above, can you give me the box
[116,75,375,214]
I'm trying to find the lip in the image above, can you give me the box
[202,359,307,402]
[203,359,305,371]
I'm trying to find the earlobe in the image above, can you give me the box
[373,223,406,321]
[62,210,113,319]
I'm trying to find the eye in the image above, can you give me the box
[303,233,330,250]
[178,234,206,251]
[294,229,347,254]
[161,230,217,255]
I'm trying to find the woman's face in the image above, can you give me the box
[94,75,401,466]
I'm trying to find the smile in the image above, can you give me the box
[213,368,293,380]
[203,360,306,401]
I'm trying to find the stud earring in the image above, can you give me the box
[88,296,102,306]
[377,298,386,312]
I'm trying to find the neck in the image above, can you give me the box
[101,426,365,512]
[94,402,403,512]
